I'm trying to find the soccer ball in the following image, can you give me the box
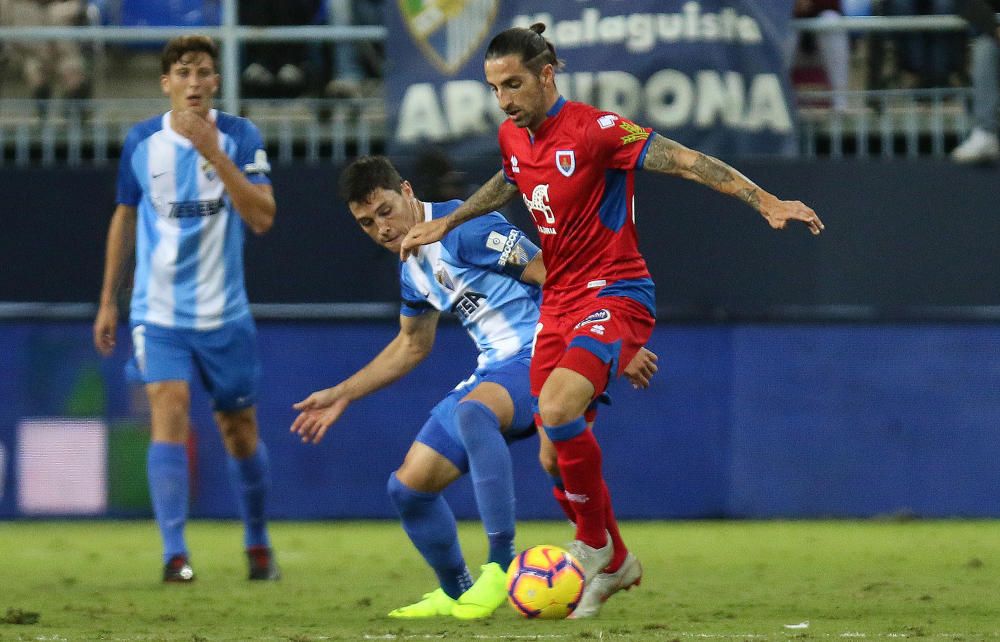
[506,544,585,619]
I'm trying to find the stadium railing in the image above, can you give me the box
[0,11,986,164]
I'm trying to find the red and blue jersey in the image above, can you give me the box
[498,97,656,315]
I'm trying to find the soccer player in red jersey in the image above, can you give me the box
[401,23,824,617]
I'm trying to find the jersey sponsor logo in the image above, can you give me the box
[522,183,556,233]
[597,114,619,129]
[510,154,520,174]
[486,230,506,252]
[619,120,650,145]
[555,150,576,177]
[452,290,486,321]
[400,0,500,74]
[243,149,271,175]
[574,308,611,330]
[168,197,225,219]
[498,229,530,269]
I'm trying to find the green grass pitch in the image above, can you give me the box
[2,520,1000,640]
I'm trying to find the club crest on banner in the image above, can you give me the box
[398,0,500,75]
[555,150,575,177]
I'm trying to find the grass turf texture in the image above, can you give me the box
[1,520,999,640]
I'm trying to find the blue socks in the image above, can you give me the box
[147,442,189,563]
[454,400,516,570]
[226,441,272,549]
[387,472,473,599]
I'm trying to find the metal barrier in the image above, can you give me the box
[0,13,986,163]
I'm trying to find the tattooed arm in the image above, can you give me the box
[642,134,824,235]
[400,171,520,259]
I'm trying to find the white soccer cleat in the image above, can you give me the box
[567,552,643,619]
[566,535,613,583]
[951,128,1000,164]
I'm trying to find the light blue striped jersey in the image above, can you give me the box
[116,109,271,330]
[400,200,542,369]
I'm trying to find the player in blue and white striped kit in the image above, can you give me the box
[291,157,657,619]
[94,36,279,583]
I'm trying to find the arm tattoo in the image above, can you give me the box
[448,172,519,229]
[645,135,763,211]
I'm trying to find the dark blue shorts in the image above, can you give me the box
[415,351,536,472]
[127,315,261,411]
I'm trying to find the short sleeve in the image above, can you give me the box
[584,112,655,171]
[236,120,271,186]
[399,268,433,317]
[116,126,143,206]
[448,212,540,279]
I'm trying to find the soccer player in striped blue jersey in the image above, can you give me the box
[291,156,657,619]
[94,36,279,583]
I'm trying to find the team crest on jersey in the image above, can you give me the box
[574,309,611,330]
[435,267,456,292]
[555,150,575,177]
[200,158,217,181]
[399,0,499,74]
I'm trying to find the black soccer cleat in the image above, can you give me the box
[163,554,195,583]
[246,546,281,581]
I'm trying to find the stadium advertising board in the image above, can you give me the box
[388,0,796,156]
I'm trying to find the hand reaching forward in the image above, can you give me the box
[760,197,824,235]
[399,216,449,260]
[291,387,351,444]
[623,346,658,390]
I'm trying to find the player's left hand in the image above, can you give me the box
[623,346,658,389]
[172,110,219,158]
[761,198,824,235]
[291,388,350,444]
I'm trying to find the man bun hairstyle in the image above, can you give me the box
[161,35,219,74]
[485,23,564,74]
[339,155,404,204]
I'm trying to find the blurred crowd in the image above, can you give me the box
[4,1,1000,162]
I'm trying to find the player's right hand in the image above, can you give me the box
[399,217,449,260]
[93,304,118,357]
[291,388,350,444]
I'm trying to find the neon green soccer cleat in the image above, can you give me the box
[451,562,508,620]
[387,588,457,618]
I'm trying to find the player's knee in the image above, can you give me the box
[536,395,582,427]
[217,412,257,459]
[454,400,499,443]
[387,471,433,512]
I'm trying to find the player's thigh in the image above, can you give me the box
[560,297,655,396]
[146,380,191,443]
[397,442,463,493]
[191,315,261,412]
[466,353,534,433]
[529,317,569,398]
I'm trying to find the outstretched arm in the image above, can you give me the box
[291,310,440,443]
[642,135,824,235]
[400,171,520,259]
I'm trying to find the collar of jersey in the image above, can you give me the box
[161,109,218,146]
[547,96,567,118]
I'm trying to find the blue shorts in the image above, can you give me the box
[127,315,261,412]
[415,351,536,473]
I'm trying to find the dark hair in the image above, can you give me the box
[339,156,403,204]
[161,36,219,74]
[485,23,563,74]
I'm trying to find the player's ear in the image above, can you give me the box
[401,180,414,197]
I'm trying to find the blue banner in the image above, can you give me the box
[387,0,797,157]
